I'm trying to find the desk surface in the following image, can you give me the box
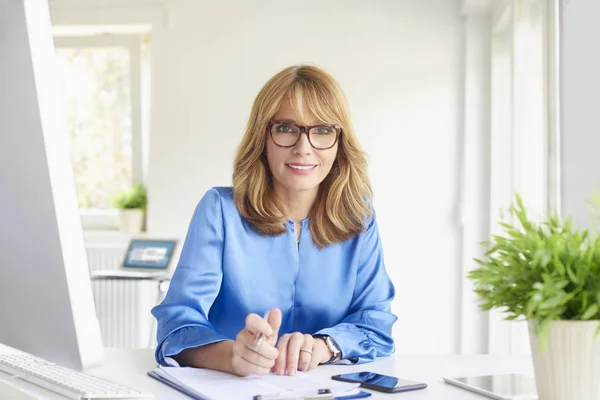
[0,345,534,399]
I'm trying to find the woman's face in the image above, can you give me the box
[265,98,339,195]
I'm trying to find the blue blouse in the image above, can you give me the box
[151,187,397,365]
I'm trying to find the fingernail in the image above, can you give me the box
[278,368,284,375]
[267,327,273,335]
[289,368,296,376]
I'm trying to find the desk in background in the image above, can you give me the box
[0,344,534,399]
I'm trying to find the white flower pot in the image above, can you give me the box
[119,209,144,233]
[528,320,600,400]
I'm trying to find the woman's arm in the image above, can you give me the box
[152,189,282,376]
[313,217,398,363]
[151,189,230,366]
[174,309,283,376]
[173,341,234,371]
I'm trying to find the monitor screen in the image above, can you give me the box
[0,0,104,370]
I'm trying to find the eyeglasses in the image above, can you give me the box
[268,120,341,150]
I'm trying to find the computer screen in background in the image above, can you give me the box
[0,0,104,371]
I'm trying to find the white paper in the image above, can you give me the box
[154,366,360,399]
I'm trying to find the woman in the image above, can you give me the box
[152,65,397,377]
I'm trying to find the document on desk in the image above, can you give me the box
[148,366,362,399]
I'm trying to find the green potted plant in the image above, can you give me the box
[468,193,600,400]
[111,182,147,233]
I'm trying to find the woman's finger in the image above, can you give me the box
[307,339,321,371]
[243,312,274,357]
[239,346,277,369]
[236,329,279,360]
[267,308,282,346]
[297,334,314,371]
[285,332,304,376]
[245,313,273,337]
[232,352,272,376]
[273,334,290,375]
[233,340,276,371]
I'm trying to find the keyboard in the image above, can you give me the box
[0,353,152,399]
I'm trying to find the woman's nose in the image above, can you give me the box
[293,132,312,155]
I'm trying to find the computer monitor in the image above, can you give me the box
[0,0,104,370]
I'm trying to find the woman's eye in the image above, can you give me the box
[278,124,295,133]
[315,127,332,135]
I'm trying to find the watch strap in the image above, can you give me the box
[312,334,341,364]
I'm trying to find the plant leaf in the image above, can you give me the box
[469,189,600,324]
[582,304,599,320]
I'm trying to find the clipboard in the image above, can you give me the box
[146,366,371,400]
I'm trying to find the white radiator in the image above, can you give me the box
[86,244,166,349]
[86,244,125,272]
[91,278,160,349]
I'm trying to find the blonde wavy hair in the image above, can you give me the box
[232,65,373,248]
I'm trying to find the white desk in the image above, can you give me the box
[0,345,534,399]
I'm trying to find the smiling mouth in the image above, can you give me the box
[286,164,317,170]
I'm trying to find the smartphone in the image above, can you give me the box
[331,371,427,393]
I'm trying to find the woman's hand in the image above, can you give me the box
[231,308,282,376]
[272,333,332,376]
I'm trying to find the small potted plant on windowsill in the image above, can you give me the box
[111,182,147,234]
[468,193,600,400]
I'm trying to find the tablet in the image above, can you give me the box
[122,239,177,269]
[443,374,537,400]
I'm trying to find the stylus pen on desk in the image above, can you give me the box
[253,389,334,400]
[252,396,334,400]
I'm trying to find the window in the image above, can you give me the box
[488,0,558,355]
[53,33,149,229]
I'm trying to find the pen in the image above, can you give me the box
[252,388,333,400]
[252,310,271,352]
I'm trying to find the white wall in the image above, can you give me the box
[560,0,600,227]
[51,0,464,354]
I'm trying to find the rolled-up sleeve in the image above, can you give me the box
[151,188,228,366]
[314,217,397,363]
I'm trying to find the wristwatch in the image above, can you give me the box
[313,334,341,364]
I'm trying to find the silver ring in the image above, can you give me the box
[300,349,313,355]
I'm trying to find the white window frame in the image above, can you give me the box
[487,0,560,355]
[53,34,146,230]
